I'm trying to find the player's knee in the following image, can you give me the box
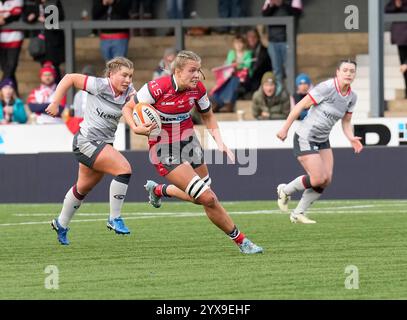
[197,189,218,208]
[312,175,328,187]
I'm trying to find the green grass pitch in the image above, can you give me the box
[0,200,406,299]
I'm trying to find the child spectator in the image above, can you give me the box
[292,73,312,120]
[210,35,253,113]
[27,66,66,124]
[252,71,290,120]
[0,78,27,124]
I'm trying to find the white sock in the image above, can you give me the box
[283,175,311,195]
[58,186,84,228]
[293,188,323,215]
[109,178,129,220]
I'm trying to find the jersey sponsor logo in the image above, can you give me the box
[160,113,190,123]
[189,98,195,106]
[322,110,341,122]
[161,101,175,106]
[96,107,121,121]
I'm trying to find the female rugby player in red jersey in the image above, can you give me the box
[123,51,263,254]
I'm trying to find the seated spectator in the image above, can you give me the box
[291,73,312,120]
[92,0,131,62]
[153,47,177,80]
[210,35,253,113]
[24,0,65,83]
[0,78,27,124]
[65,65,97,134]
[239,28,272,99]
[252,71,290,120]
[27,66,66,124]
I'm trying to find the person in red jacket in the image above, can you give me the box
[123,50,263,254]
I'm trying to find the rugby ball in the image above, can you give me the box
[132,103,162,137]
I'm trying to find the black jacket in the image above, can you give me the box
[23,0,65,65]
[92,0,131,35]
[385,0,407,46]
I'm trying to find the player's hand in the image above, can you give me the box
[133,122,157,136]
[45,102,60,117]
[350,136,363,153]
[217,142,235,163]
[276,128,288,141]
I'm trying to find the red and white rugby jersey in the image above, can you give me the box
[0,0,23,48]
[135,75,210,145]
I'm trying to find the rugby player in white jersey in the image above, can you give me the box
[276,59,364,224]
[45,57,154,245]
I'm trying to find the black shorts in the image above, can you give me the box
[149,133,205,176]
[72,132,112,168]
[293,133,331,158]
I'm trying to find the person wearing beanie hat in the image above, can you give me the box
[0,78,27,124]
[276,59,363,224]
[251,71,290,120]
[26,63,64,124]
[295,73,311,87]
[293,73,312,120]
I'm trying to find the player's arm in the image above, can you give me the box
[122,98,156,136]
[276,94,314,141]
[341,112,363,154]
[200,108,235,163]
[45,74,87,117]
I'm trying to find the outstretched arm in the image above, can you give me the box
[276,94,314,141]
[341,112,363,153]
[45,74,87,117]
[200,108,235,163]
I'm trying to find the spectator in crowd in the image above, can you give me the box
[24,0,65,83]
[92,0,131,62]
[0,0,24,95]
[252,71,290,120]
[292,73,312,120]
[0,78,27,124]
[166,0,184,35]
[153,47,177,80]
[239,28,272,99]
[27,65,66,124]
[386,0,407,98]
[217,0,243,34]
[130,0,154,36]
[210,35,253,113]
[262,0,302,83]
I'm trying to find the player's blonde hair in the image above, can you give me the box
[170,50,201,73]
[104,57,134,77]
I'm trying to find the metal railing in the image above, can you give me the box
[5,16,296,104]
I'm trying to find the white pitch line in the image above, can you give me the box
[2,204,407,227]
